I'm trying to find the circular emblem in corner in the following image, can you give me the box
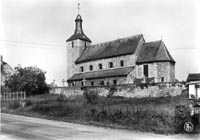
[184,122,194,133]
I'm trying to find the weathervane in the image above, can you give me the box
[78,3,80,14]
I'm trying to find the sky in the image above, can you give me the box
[0,0,200,86]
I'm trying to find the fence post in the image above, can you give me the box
[24,91,26,100]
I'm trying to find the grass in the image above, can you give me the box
[1,92,198,134]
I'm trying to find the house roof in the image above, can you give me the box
[136,40,175,64]
[187,73,200,82]
[1,60,14,75]
[75,34,143,64]
[67,66,134,82]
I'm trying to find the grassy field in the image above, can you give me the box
[1,91,199,134]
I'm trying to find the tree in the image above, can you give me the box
[5,66,49,96]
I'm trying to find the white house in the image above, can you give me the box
[0,55,15,85]
[187,73,200,99]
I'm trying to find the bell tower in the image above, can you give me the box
[66,3,92,83]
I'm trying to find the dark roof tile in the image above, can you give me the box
[136,40,175,64]
[75,34,143,64]
[187,73,200,82]
[67,66,134,81]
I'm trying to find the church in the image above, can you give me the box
[66,13,175,87]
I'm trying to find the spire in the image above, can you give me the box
[66,3,91,43]
[78,3,80,14]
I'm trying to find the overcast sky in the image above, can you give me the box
[0,0,200,85]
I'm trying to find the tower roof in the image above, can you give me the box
[66,14,92,43]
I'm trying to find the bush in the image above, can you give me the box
[25,99,33,106]
[174,104,191,133]
[56,94,67,106]
[8,101,21,109]
[83,88,99,105]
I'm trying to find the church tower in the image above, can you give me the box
[66,4,91,83]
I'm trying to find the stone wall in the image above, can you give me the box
[76,54,137,73]
[136,62,175,82]
[51,83,185,98]
[66,39,91,82]
[50,86,83,97]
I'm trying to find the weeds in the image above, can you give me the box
[3,93,192,134]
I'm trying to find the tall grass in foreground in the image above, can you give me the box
[2,92,194,134]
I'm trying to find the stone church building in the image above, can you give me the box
[66,14,175,87]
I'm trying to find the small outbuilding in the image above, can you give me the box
[187,73,200,99]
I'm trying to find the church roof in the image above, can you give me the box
[136,40,175,64]
[67,66,134,82]
[75,34,143,64]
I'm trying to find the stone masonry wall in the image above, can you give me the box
[51,84,185,98]
[136,62,175,82]
[66,39,91,82]
[76,55,137,73]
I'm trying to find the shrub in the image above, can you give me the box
[174,104,191,133]
[83,88,99,105]
[107,86,116,98]
[8,101,21,109]
[56,94,67,106]
[110,109,124,123]
[25,99,33,106]
[97,110,108,121]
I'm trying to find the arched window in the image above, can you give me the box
[120,60,124,67]
[98,63,102,69]
[91,81,94,86]
[113,80,117,85]
[161,77,164,82]
[109,62,113,68]
[143,65,148,77]
[106,81,110,85]
[81,81,84,86]
[80,66,84,72]
[72,41,74,48]
[89,65,93,71]
[100,81,104,86]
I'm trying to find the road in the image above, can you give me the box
[1,113,199,140]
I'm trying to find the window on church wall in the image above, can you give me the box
[143,65,148,77]
[109,62,113,68]
[81,81,84,86]
[161,77,164,82]
[106,81,110,85]
[72,41,74,48]
[80,66,84,72]
[89,65,93,71]
[120,60,124,67]
[113,80,117,85]
[91,81,94,86]
[100,81,105,86]
[98,63,102,70]
[84,41,87,47]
